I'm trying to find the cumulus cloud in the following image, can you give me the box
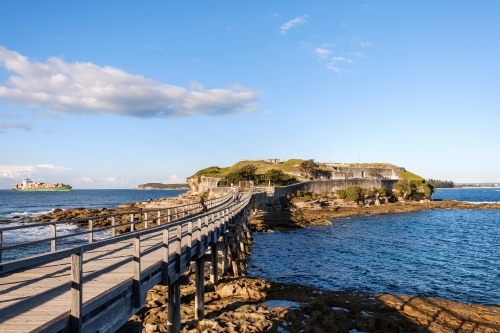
[35,164,71,172]
[75,177,94,184]
[167,175,185,184]
[0,164,70,180]
[314,48,333,59]
[279,15,309,34]
[1,122,34,131]
[270,13,281,18]
[360,41,373,47]
[102,176,130,187]
[0,46,257,118]
[326,56,354,72]
[353,52,367,58]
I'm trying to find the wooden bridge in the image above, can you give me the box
[0,190,260,333]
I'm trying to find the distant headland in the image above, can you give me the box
[133,183,190,190]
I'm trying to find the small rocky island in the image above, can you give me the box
[134,183,190,190]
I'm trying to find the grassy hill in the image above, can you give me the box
[189,159,422,183]
[189,159,306,182]
[397,171,424,181]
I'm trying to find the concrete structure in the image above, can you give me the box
[261,179,398,200]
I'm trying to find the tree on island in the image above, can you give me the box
[225,164,258,184]
[299,159,319,179]
[428,179,455,188]
[265,169,284,186]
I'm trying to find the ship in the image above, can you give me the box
[12,178,72,191]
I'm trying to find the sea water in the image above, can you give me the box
[247,188,500,305]
[0,189,187,261]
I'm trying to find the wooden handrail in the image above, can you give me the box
[0,191,239,275]
[0,192,233,263]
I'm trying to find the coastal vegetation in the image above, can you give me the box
[397,170,424,181]
[428,179,455,188]
[134,183,190,190]
[336,186,366,201]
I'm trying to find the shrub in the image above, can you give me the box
[393,181,413,197]
[345,186,366,201]
[336,189,347,199]
[297,190,304,197]
[376,187,387,196]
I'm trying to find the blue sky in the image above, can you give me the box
[1,1,499,188]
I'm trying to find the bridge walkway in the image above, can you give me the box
[0,192,251,332]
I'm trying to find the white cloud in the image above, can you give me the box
[1,122,34,131]
[0,46,257,118]
[35,164,71,172]
[360,41,373,47]
[353,52,367,58]
[326,56,354,72]
[75,177,94,184]
[326,64,340,72]
[314,48,333,59]
[262,110,272,115]
[270,13,281,18]
[102,176,130,187]
[146,44,164,51]
[0,164,70,180]
[1,112,20,118]
[279,15,309,34]
[167,175,185,184]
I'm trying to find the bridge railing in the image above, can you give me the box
[0,192,233,265]
[0,193,252,332]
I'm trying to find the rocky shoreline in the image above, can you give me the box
[127,197,500,333]
[16,194,500,332]
[251,197,500,232]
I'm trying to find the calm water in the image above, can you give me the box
[0,189,187,261]
[432,187,500,203]
[248,188,500,305]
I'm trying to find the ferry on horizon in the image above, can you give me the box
[12,178,72,191]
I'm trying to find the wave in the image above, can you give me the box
[1,221,110,248]
[465,201,499,204]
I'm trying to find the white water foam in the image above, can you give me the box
[1,222,111,248]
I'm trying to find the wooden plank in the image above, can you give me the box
[70,248,83,333]
[133,236,141,309]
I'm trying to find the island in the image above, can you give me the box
[133,183,190,190]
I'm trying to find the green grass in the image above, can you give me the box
[398,171,424,181]
[189,159,305,182]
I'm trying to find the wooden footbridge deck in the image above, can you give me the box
[0,191,259,332]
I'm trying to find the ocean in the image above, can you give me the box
[1,188,499,306]
[247,188,500,306]
[0,189,187,262]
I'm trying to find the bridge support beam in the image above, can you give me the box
[221,241,228,276]
[167,281,181,333]
[210,243,218,285]
[194,257,205,320]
